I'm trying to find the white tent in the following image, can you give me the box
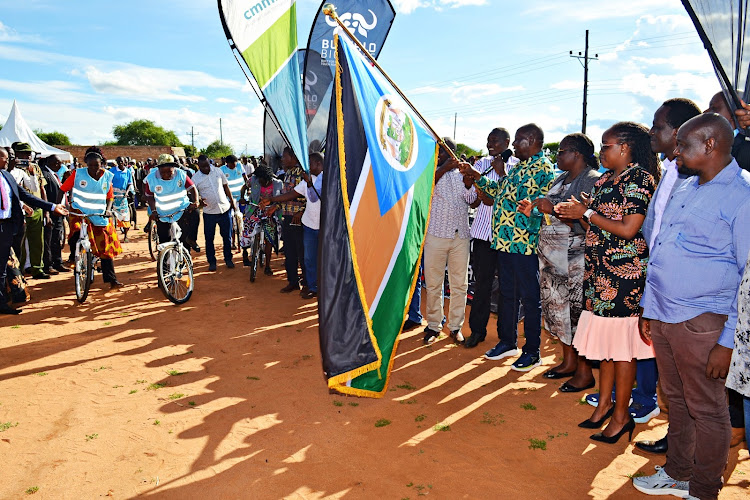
[0,100,72,161]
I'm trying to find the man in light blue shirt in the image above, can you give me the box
[634,113,750,500]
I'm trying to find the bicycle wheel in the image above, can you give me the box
[74,242,93,303]
[249,232,260,282]
[157,244,194,304]
[148,222,158,261]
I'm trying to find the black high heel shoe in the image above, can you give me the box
[578,406,614,429]
[590,417,635,444]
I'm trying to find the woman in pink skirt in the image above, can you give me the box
[556,122,658,444]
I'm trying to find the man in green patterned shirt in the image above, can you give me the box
[460,124,554,371]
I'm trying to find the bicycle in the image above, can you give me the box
[244,202,277,282]
[154,210,194,304]
[69,210,109,304]
[231,207,242,253]
[147,220,159,261]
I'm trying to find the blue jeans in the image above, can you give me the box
[203,210,232,265]
[497,251,542,355]
[303,225,319,292]
[408,263,423,323]
[745,396,750,447]
[632,358,658,410]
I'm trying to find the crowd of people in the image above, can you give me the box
[2,90,750,499]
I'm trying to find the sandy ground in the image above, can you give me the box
[1,209,748,500]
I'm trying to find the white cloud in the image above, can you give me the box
[392,0,487,14]
[0,21,44,44]
[521,0,681,21]
[216,97,237,103]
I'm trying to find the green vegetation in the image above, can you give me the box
[166,369,187,376]
[456,143,483,158]
[374,418,391,428]
[333,400,343,407]
[520,403,537,411]
[146,382,167,391]
[129,390,138,394]
[434,423,451,432]
[0,421,19,432]
[348,402,359,407]
[415,414,426,422]
[528,438,546,450]
[36,130,71,146]
[168,393,184,400]
[202,140,234,159]
[110,119,183,147]
[396,382,417,390]
[246,376,260,381]
[153,420,160,426]
[85,433,98,441]
[25,486,39,495]
[480,412,505,425]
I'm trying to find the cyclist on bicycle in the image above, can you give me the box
[59,146,124,289]
[109,156,134,242]
[240,163,282,275]
[143,154,198,250]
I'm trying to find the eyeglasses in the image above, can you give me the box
[600,142,622,152]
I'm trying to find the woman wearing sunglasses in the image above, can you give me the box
[556,122,659,444]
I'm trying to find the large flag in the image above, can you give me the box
[218,0,309,171]
[303,0,396,151]
[319,35,436,398]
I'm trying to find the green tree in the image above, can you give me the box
[35,130,71,146]
[112,119,182,146]
[183,144,198,157]
[456,143,483,159]
[202,140,234,158]
[544,142,560,163]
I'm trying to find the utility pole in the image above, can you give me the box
[453,113,457,141]
[185,127,199,150]
[219,118,223,146]
[570,30,598,134]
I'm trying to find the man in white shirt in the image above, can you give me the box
[463,128,518,348]
[191,154,237,271]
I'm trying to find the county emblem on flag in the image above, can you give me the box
[318,35,437,398]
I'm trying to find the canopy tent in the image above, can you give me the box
[0,100,72,161]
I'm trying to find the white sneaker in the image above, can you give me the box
[632,466,689,497]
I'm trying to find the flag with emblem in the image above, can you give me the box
[318,35,436,398]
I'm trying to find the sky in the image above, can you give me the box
[0,0,718,156]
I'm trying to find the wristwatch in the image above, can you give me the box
[582,208,595,223]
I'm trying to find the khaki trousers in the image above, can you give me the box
[423,233,470,332]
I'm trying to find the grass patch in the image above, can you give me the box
[480,412,505,425]
[348,402,359,407]
[396,382,417,390]
[433,423,451,432]
[415,414,426,422]
[35,372,48,377]
[135,380,147,384]
[626,471,646,479]
[112,385,123,389]
[333,400,343,407]
[92,366,110,372]
[374,418,391,428]
[146,382,167,391]
[168,393,184,400]
[188,401,196,406]
[129,390,138,394]
[301,354,313,360]
[153,420,160,426]
[246,376,260,380]
[0,421,19,432]
[11,325,19,329]
[399,398,418,405]
[85,433,98,441]
[166,369,187,376]
[520,403,537,411]
[25,486,39,495]
[528,438,546,450]
[104,321,112,326]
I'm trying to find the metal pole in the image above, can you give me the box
[220,118,223,146]
[453,113,457,141]
[582,30,589,134]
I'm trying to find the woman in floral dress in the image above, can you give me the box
[556,122,658,443]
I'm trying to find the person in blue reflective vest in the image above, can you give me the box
[143,154,198,250]
[220,154,247,249]
[59,146,123,288]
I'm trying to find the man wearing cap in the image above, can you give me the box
[12,142,49,279]
[220,154,247,250]
[143,154,199,254]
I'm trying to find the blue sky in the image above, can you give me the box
[0,0,717,155]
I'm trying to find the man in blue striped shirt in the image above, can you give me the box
[634,113,750,500]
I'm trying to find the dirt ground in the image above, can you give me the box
[1,210,748,499]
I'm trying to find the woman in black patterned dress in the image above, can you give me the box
[556,122,658,443]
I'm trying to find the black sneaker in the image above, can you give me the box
[402,319,422,331]
[450,330,465,344]
[464,333,486,348]
[423,328,440,345]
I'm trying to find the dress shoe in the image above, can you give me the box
[225,261,235,269]
[301,290,317,299]
[542,369,576,379]
[402,319,422,331]
[0,304,21,315]
[45,267,60,276]
[559,380,596,393]
[634,436,668,454]
[264,266,273,276]
[280,283,299,293]
[590,417,635,444]
[109,280,124,289]
[32,272,51,280]
[53,264,71,272]
[464,333,485,348]
[192,244,200,252]
[579,406,614,428]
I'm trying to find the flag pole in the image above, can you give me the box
[323,3,459,161]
